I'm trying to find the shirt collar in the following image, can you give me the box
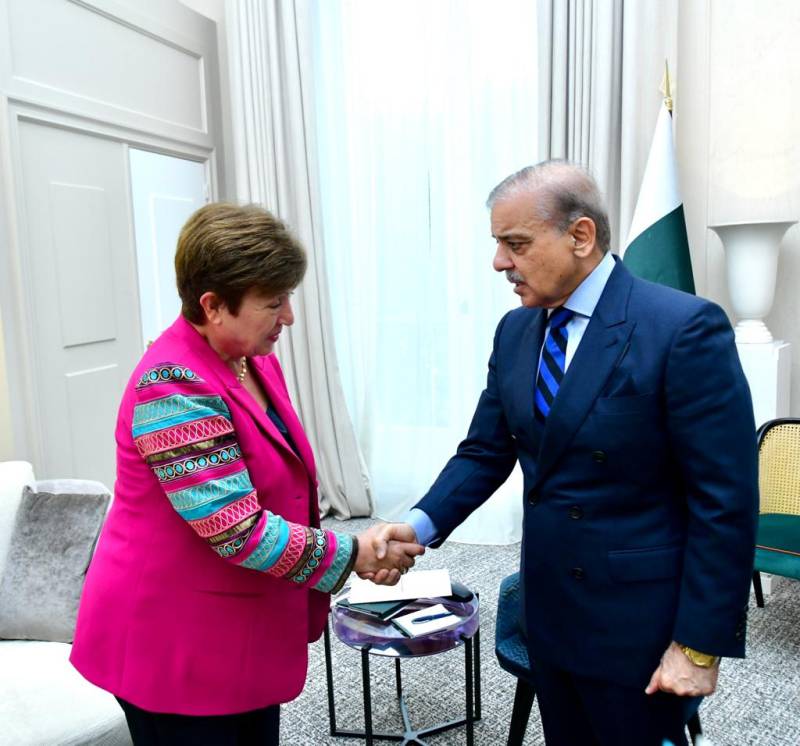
[562,250,615,319]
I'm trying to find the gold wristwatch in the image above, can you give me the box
[679,645,719,668]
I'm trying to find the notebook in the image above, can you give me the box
[347,569,452,604]
[390,603,462,638]
[335,596,410,621]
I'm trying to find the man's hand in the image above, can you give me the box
[645,641,719,697]
[354,523,425,586]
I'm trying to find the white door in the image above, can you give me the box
[16,122,142,489]
[130,149,208,349]
[0,0,225,486]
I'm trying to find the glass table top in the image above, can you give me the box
[330,585,480,658]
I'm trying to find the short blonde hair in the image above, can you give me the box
[175,203,307,323]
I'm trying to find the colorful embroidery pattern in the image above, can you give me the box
[133,395,226,434]
[135,416,234,458]
[240,514,285,572]
[315,532,357,594]
[167,470,254,515]
[213,520,259,558]
[268,524,310,579]
[291,528,328,584]
[145,436,235,465]
[136,365,203,389]
[208,513,259,545]
[153,444,242,484]
[133,370,354,592]
[188,491,260,537]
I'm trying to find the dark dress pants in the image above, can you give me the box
[531,657,700,746]
[117,697,280,746]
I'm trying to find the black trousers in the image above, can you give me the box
[116,697,280,746]
[530,658,700,746]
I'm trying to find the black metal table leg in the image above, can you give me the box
[465,637,474,746]
[474,625,482,721]
[395,658,403,699]
[323,620,338,736]
[362,646,374,746]
[326,604,482,743]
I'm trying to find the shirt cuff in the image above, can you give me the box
[404,508,439,547]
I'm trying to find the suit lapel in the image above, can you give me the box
[534,260,635,488]
[225,362,316,480]
[249,358,317,481]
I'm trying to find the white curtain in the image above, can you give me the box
[225,0,372,519]
[310,0,539,544]
[538,0,680,247]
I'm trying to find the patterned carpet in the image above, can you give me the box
[281,518,800,745]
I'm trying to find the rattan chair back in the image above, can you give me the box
[758,419,800,516]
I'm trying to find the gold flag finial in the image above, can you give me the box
[659,59,673,112]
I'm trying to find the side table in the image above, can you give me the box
[323,588,481,746]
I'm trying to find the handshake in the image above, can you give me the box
[353,523,425,586]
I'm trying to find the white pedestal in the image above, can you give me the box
[736,341,791,598]
[735,340,791,429]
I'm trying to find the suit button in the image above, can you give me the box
[571,567,585,580]
[528,491,539,505]
[568,506,583,520]
[592,450,607,463]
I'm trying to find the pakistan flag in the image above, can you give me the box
[623,101,695,294]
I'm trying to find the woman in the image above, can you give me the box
[71,203,422,745]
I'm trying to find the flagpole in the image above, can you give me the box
[661,59,673,113]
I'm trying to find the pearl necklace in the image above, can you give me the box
[236,356,248,383]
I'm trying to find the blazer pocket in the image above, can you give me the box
[608,544,683,583]
[593,392,660,416]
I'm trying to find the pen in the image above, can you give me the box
[412,611,455,624]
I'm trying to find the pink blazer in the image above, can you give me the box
[71,316,354,715]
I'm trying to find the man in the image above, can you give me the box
[374,161,758,745]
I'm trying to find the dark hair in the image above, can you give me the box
[486,160,612,253]
[175,203,307,323]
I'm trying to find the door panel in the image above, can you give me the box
[50,182,118,347]
[18,120,141,489]
[129,148,207,348]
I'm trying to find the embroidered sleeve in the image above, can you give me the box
[132,363,356,594]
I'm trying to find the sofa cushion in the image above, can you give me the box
[0,480,110,642]
[0,640,130,745]
[0,461,36,580]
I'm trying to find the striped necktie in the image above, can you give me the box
[534,306,575,422]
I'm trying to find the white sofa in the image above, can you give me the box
[0,461,130,746]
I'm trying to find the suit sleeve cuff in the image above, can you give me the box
[405,508,440,547]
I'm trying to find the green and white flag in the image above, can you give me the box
[622,101,695,294]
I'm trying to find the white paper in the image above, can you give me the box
[347,569,452,604]
[391,603,461,637]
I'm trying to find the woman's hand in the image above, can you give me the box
[354,524,425,585]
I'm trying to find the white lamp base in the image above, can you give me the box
[736,340,791,429]
[735,319,773,344]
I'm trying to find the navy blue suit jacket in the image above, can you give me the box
[416,259,758,688]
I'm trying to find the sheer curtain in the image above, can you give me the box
[225,0,372,518]
[538,0,680,247]
[310,0,538,543]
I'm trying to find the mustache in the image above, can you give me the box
[506,270,524,284]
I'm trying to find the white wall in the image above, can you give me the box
[678,0,800,412]
[0,307,12,461]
